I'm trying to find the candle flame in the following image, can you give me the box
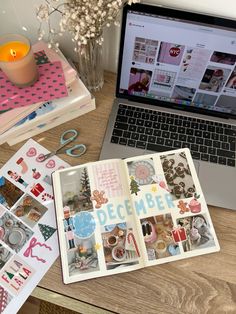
[10,49,17,58]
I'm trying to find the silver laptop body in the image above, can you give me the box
[100,3,236,210]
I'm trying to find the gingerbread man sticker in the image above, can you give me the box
[90,190,108,209]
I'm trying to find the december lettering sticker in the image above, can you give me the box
[0,256,35,296]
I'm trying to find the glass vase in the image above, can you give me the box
[76,39,104,92]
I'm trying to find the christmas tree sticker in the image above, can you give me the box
[38,223,56,241]
[79,167,93,209]
[130,176,140,195]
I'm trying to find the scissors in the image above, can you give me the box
[39,129,86,162]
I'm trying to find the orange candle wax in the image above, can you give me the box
[0,41,30,62]
[0,34,38,87]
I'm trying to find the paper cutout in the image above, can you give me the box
[16,157,28,174]
[34,50,50,65]
[11,194,48,228]
[30,183,44,197]
[41,193,54,202]
[23,237,52,263]
[32,168,41,179]
[0,177,24,209]
[42,175,52,185]
[0,211,34,253]
[36,154,45,162]
[63,207,76,249]
[0,285,12,312]
[1,256,35,295]
[38,224,56,241]
[73,212,96,239]
[0,61,68,111]
[90,190,108,209]
[46,159,56,169]
[26,147,37,157]
[7,170,28,188]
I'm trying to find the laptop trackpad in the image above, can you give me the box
[193,160,200,175]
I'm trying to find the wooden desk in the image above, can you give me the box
[1,72,236,313]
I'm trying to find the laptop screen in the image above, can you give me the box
[116,3,236,118]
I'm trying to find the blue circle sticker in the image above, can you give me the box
[73,212,96,238]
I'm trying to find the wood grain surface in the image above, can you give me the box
[1,72,236,314]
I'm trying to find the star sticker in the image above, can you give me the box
[151,185,158,193]
[94,243,101,251]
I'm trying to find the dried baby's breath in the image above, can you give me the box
[36,0,140,49]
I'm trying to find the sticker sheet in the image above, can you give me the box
[0,139,69,313]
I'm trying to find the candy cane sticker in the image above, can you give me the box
[127,232,140,257]
[41,193,54,201]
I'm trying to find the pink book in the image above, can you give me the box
[0,41,77,135]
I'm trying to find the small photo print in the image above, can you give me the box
[128,68,152,95]
[102,223,139,270]
[11,194,48,228]
[67,234,99,277]
[127,158,155,190]
[157,42,185,65]
[0,176,24,209]
[177,214,216,252]
[161,152,195,200]
[199,66,231,93]
[0,285,13,313]
[210,51,236,65]
[63,208,99,277]
[60,167,93,214]
[140,214,180,260]
[0,211,33,253]
[171,85,196,101]
[0,244,12,270]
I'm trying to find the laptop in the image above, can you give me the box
[100,2,236,210]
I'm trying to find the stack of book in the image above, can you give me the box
[0,41,96,146]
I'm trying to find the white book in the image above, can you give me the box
[0,77,94,145]
[6,97,95,146]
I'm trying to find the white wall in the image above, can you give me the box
[1,0,236,72]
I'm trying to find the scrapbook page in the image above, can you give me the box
[52,148,220,284]
[0,139,69,313]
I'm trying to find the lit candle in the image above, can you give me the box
[0,34,38,86]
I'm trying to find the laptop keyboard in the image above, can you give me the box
[110,104,236,167]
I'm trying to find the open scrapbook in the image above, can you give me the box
[52,148,220,284]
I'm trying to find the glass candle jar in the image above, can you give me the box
[0,34,38,87]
